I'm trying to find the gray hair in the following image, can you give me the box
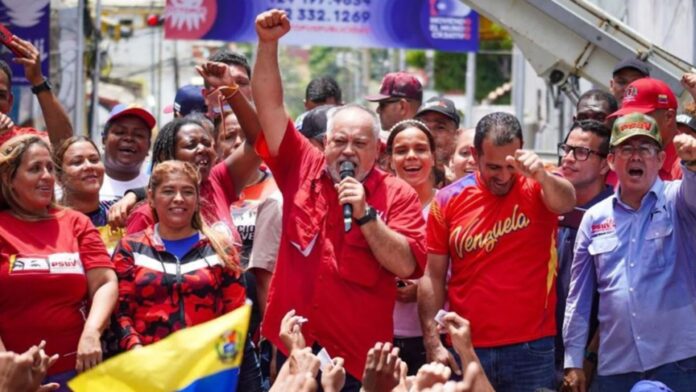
[325,103,380,140]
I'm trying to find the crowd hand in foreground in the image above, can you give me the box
[438,312,495,392]
[361,342,403,392]
[321,358,347,392]
[0,341,59,392]
[270,347,320,392]
[279,309,307,353]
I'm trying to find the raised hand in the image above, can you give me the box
[255,9,291,42]
[674,133,696,163]
[506,149,547,183]
[195,62,239,91]
[279,309,307,353]
[361,342,402,392]
[288,348,321,378]
[8,36,44,86]
[681,73,696,100]
[320,357,346,392]
[441,312,473,360]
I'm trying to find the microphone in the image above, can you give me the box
[339,161,356,232]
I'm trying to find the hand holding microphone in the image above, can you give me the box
[336,161,366,232]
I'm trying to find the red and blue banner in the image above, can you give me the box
[164,0,479,52]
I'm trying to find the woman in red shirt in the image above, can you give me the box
[113,160,262,390]
[0,135,118,390]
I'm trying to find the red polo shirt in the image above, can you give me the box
[257,121,426,380]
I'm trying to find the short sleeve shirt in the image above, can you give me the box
[256,121,427,379]
[0,209,113,374]
[428,172,559,347]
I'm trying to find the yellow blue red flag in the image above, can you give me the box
[68,302,251,392]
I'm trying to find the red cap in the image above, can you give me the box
[365,72,423,102]
[108,104,156,130]
[609,78,677,119]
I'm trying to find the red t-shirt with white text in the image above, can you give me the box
[428,172,559,347]
[0,209,113,374]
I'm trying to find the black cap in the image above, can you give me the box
[677,114,696,132]
[415,97,461,127]
[300,105,334,139]
[612,57,650,77]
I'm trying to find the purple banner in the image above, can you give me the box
[164,0,478,53]
[0,0,51,86]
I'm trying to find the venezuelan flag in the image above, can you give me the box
[69,303,251,392]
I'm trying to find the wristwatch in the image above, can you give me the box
[356,206,377,226]
[31,79,52,95]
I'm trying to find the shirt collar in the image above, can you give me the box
[612,176,664,211]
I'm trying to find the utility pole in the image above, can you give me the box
[464,52,477,127]
[89,0,103,141]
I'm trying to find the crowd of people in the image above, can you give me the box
[1,7,696,392]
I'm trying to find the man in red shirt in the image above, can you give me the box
[608,77,681,180]
[0,38,72,147]
[252,10,427,390]
[418,112,576,391]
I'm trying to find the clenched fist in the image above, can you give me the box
[255,9,291,42]
[506,150,548,184]
[675,133,696,165]
[681,73,696,100]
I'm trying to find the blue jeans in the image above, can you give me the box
[450,336,555,392]
[595,355,696,392]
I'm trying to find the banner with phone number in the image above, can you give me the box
[0,0,50,86]
[164,0,478,52]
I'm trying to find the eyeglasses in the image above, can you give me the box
[557,143,606,161]
[613,143,660,159]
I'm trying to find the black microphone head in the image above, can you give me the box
[339,161,356,179]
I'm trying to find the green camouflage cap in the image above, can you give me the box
[610,112,662,147]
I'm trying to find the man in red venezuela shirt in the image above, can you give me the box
[419,112,576,391]
[251,10,427,390]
